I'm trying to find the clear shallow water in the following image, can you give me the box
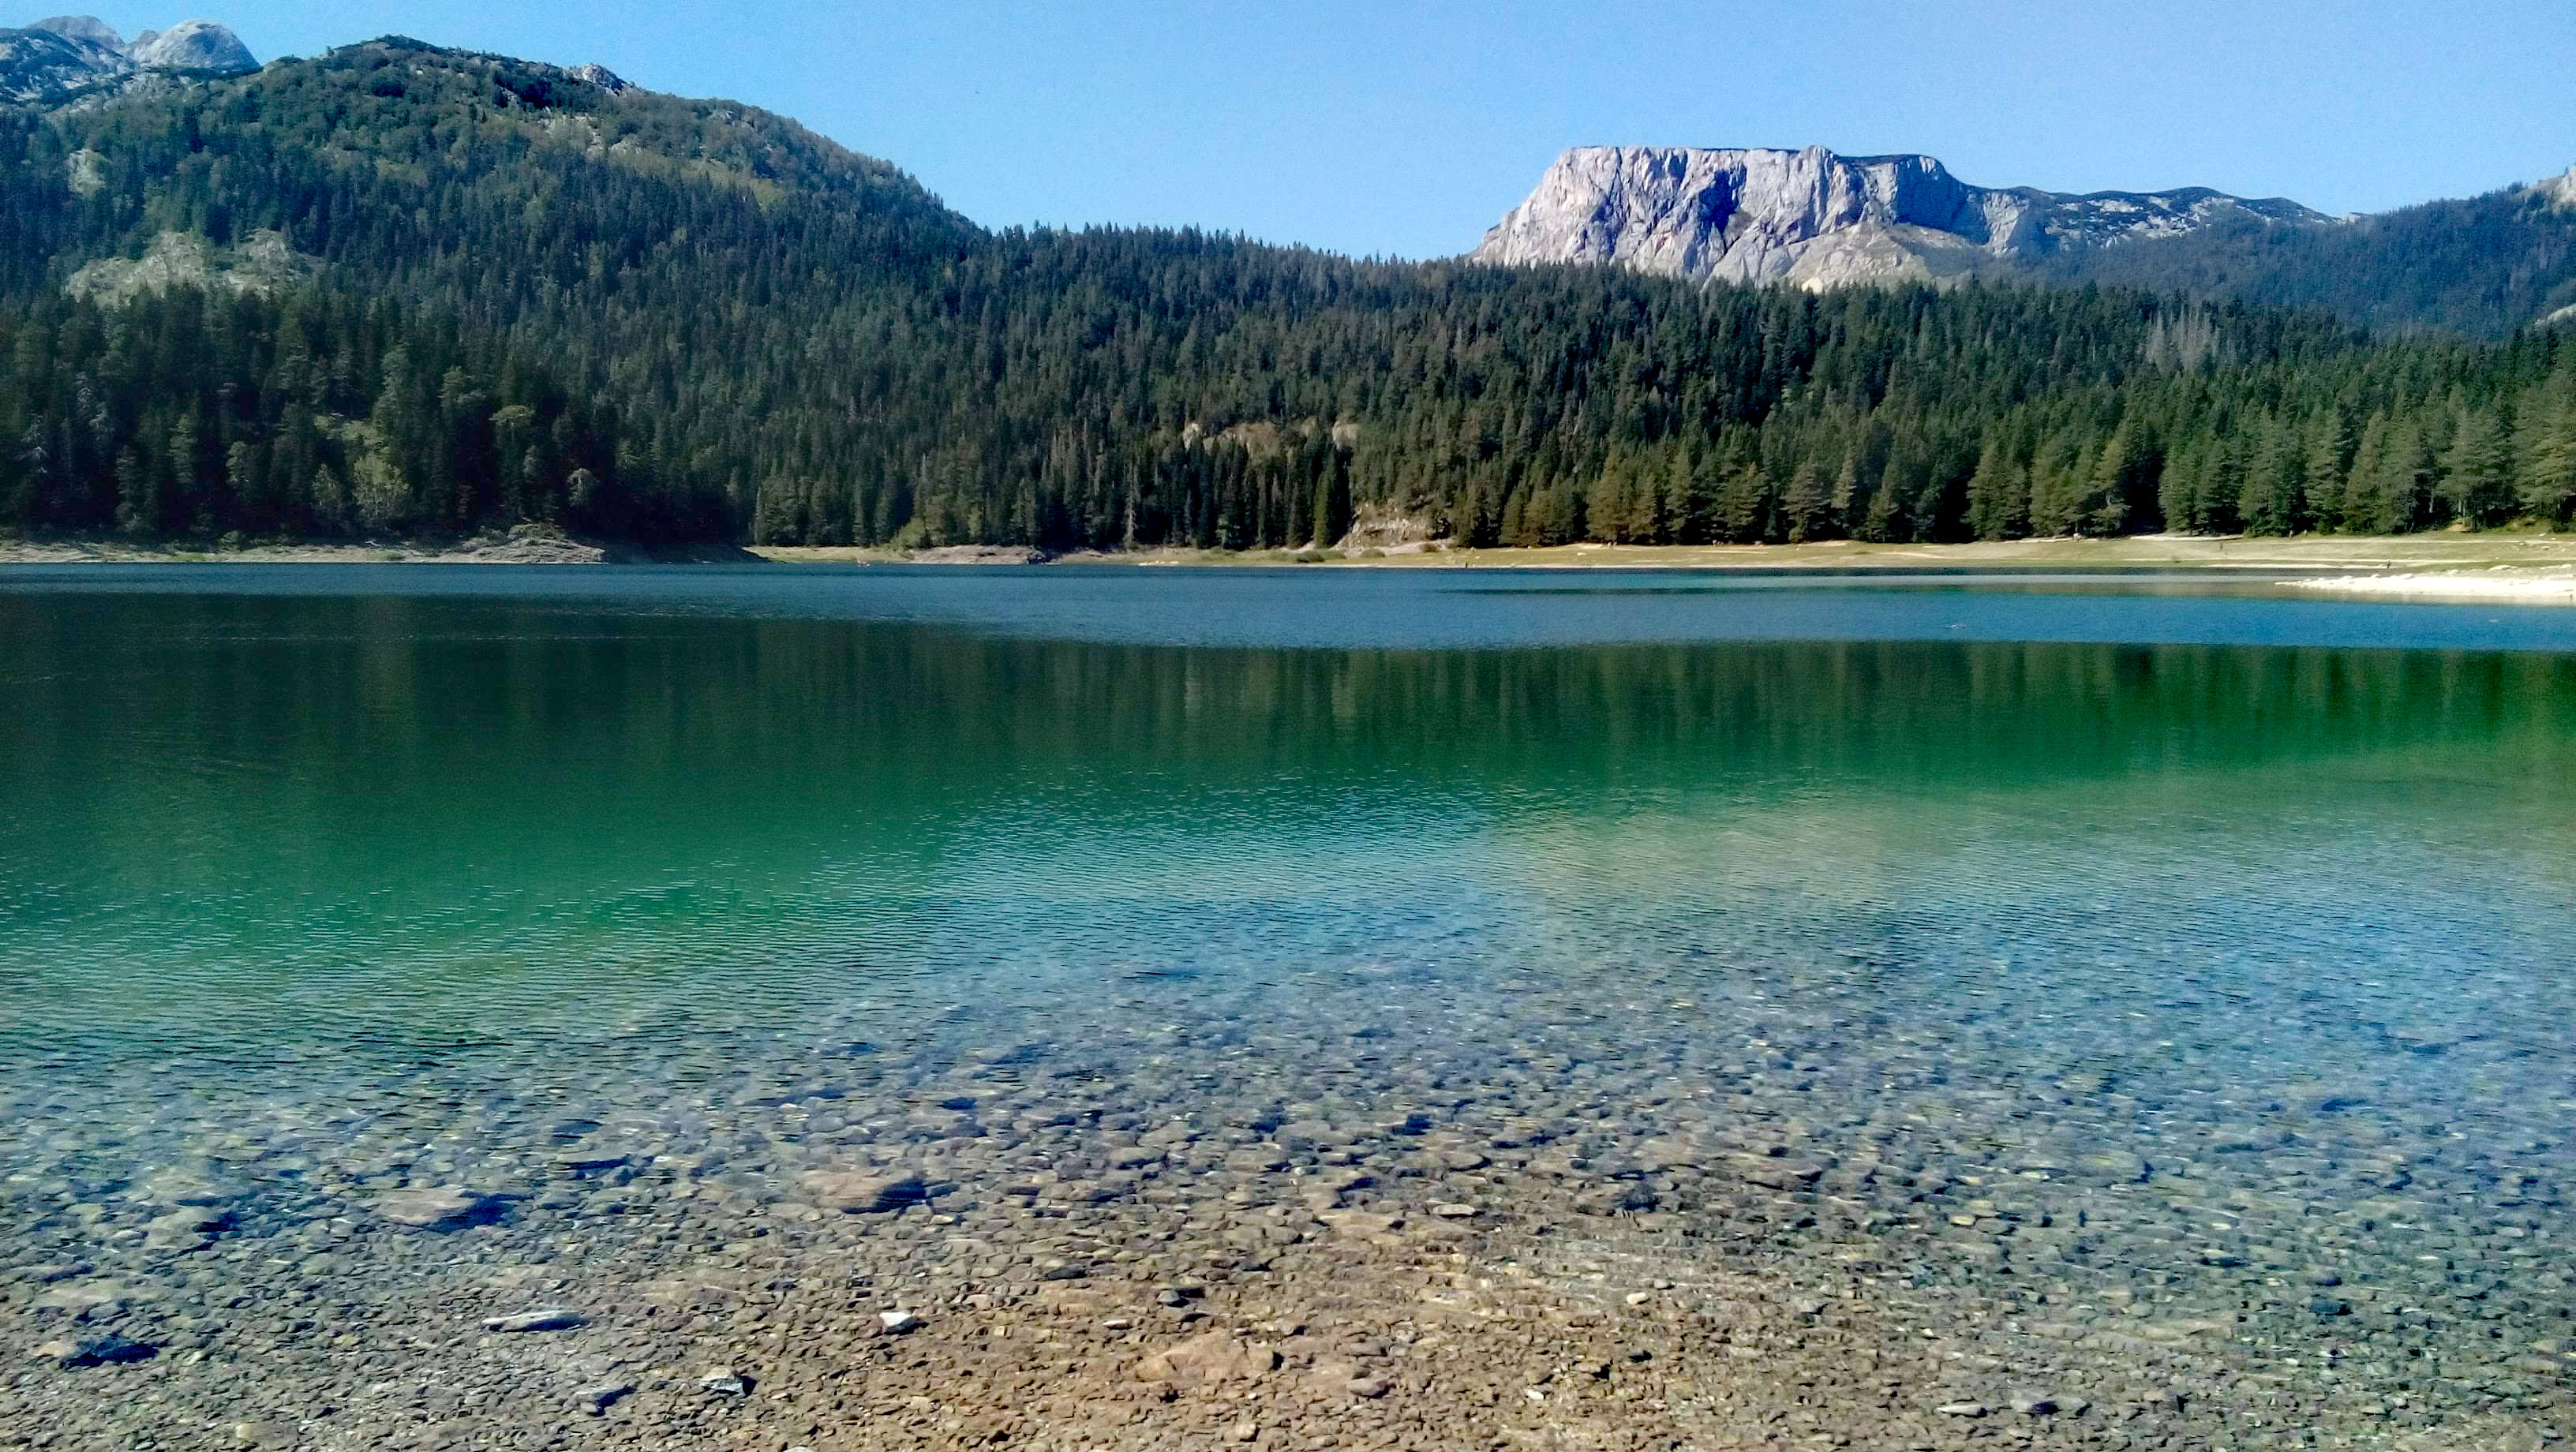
[7,567,2570,1057]
[5,566,2576,1435]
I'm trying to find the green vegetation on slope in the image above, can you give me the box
[2,37,2573,549]
[2027,182,2576,341]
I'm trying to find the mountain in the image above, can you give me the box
[0,33,2570,554]
[0,14,256,103]
[1471,145,2328,290]
[1473,144,2576,339]
[0,26,122,101]
[2020,165,2576,339]
[125,19,257,73]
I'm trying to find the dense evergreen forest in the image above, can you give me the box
[2,38,2572,549]
[2024,185,2576,342]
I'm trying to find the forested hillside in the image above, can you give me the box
[2,37,2573,549]
[2028,179,2576,342]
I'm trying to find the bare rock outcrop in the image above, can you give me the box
[127,20,257,73]
[2,14,256,103]
[0,26,124,100]
[66,229,313,305]
[2533,163,2576,214]
[1471,144,2328,292]
[27,15,123,50]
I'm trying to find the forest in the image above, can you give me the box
[2,38,2572,549]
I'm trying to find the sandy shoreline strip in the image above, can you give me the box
[2290,568,2576,604]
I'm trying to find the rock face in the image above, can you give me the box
[0,26,124,101]
[1471,144,2328,291]
[1,15,256,103]
[27,15,123,49]
[128,20,258,73]
[569,62,630,95]
[2536,164,2576,214]
[66,229,313,304]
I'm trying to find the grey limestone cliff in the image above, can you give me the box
[1471,144,2328,290]
[2,14,256,103]
[127,19,256,73]
[2534,163,2576,214]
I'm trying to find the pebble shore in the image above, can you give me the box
[8,933,2573,1452]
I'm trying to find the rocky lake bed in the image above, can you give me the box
[6,946,2570,1452]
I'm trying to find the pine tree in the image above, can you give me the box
[1672,443,1714,544]
[1592,447,1639,544]
[2304,408,2357,533]
[1859,453,1902,542]
[1784,463,1833,544]
[2342,414,2391,534]
[2238,415,2306,536]
[2514,365,2576,525]
[1827,447,1862,539]
[2028,436,2083,537]
[2437,402,2512,526]
[2357,421,2429,535]
[1713,463,1769,544]
[2159,436,2207,533]
[113,447,153,536]
[2086,419,2136,535]
[1964,437,2018,540]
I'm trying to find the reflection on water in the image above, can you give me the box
[2,567,2574,1442]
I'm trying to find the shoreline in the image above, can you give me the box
[774,533,2576,576]
[12,530,2576,578]
[0,533,758,567]
[2289,568,2576,604]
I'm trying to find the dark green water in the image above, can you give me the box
[5,568,2576,1065]
[5,566,2576,1423]
[5,568,2572,1072]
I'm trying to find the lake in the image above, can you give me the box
[4,564,2574,1449]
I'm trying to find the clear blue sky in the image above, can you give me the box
[39,1,2576,257]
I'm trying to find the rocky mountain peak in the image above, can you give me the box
[129,19,257,73]
[569,62,630,95]
[2,14,256,103]
[28,13,122,50]
[1470,144,2328,292]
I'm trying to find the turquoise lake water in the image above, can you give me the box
[3,565,2574,1433]
[6,567,2572,1063]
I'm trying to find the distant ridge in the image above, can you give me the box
[0,13,255,103]
[1470,144,2328,292]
